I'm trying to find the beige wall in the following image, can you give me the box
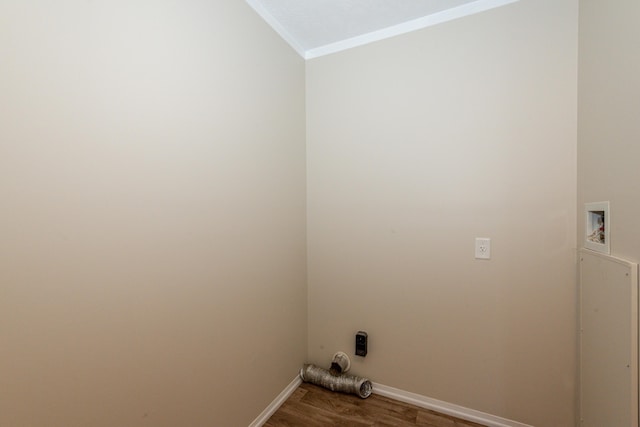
[306,1,578,425]
[0,2,306,426]
[1,1,600,425]
[578,0,640,263]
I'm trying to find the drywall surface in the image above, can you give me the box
[578,0,640,264]
[306,0,578,425]
[0,2,306,426]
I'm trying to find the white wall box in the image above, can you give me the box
[584,201,610,254]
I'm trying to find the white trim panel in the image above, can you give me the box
[305,0,521,59]
[248,376,302,427]
[373,382,533,427]
[578,249,639,427]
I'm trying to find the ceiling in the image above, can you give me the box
[246,0,520,59]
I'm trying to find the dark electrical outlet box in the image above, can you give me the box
[355,331,368,357]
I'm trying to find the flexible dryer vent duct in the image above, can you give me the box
[330,351,351,375]
[300,364,373,399]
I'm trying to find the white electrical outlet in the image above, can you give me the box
[475,238,491,260]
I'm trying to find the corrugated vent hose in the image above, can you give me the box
[299,361,372,399]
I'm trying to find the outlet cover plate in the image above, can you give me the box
[475,238,491,260]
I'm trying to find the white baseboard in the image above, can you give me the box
[249,375,532,427]
[249,375,302,427]
[372,382,533,427]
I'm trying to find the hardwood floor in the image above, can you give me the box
[265,382,487,426]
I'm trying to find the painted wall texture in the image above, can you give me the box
[0,0,604,425]
[0,2,307,426]
[306,0,578,425]
[578,0,640,264]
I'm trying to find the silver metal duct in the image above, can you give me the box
[330,351,351,375]
[299,364,373,399]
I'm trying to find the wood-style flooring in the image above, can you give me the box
[265,382,487,427]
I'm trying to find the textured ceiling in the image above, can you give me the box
[247,0,519,59]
